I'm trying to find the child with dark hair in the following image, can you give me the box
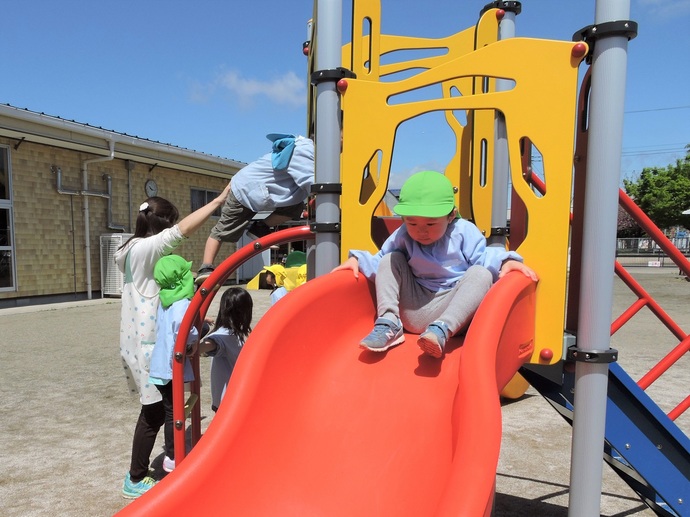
[114,185,230,499]
[199,287,253,412]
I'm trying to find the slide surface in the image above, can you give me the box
[118,270,536,517]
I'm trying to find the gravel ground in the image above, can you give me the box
[0,268,686,516]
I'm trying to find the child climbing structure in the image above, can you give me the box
[118,1,689,516]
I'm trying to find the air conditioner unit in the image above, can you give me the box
[100,233,132,297]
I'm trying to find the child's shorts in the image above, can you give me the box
[209,190,304,243]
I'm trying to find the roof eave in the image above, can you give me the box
[0,104,245,178]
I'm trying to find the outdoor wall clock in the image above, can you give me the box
[145,179,158,197]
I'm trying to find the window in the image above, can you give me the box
[191,187,222,217]
[0,146,15,291]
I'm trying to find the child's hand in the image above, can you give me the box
[331,256,360,279]
[215,182,232,204]
[186,339,200,357]
[499,260,539,282]
[198,339,218,358]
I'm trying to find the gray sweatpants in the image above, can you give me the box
[375,251,493,336]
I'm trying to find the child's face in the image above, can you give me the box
[403,212,455,245]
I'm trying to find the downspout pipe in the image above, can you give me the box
[82,140,115,299]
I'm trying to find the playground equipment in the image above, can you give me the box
[117,1,689,515]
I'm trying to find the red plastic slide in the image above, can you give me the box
[117,270,536,517]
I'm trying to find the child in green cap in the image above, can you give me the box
[333,170,538,358]
[149,254,201,473]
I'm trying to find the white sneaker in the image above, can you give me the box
[163,456,175,473]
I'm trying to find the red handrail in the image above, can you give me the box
[618,189,690,277]
[611,264,687,341]
[171,226,314,464]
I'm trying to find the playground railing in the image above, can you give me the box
[617,236,690,255]
[613,190,690,422]
[171,226,314,464]
[525,167,689,422]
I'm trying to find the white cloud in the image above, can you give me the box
[216,69,306,108]
[637,0,690,19]
[390,163,447,189]
[189,80,216,104]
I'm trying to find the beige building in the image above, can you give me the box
[0,104,245,308]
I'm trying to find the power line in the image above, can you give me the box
[625,105,690,114]
[622,145,687,156]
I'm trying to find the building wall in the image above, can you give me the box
[0,136,236,306]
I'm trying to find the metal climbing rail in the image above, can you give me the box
[170,226,314,462]
[523,160,689,424]
[614,189,690,423]
[521,166,690,515]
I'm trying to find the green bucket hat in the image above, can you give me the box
[154,255,194,308]
[393,171,456,218]
[284,250,307,268]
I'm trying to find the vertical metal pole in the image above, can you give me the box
[569,1,631,515]
[313,0,343,277]
[488,8,516,248]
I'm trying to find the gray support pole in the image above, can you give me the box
[488,8,516,248]
[313,0,343,277]
[569,1,632,515]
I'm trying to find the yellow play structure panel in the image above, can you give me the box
[331,5,587,367]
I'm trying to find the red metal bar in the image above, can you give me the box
[509,138,531,250]
[638,335,690,391]
[668,393,690,422]
[566,67,591,334]
[613,263,688,342]
[172,226,314,464]
[619,189,690,276]
[610,297,648,335]
[522,167,546,195]
[520,72,689,419]
[522,165,689,419]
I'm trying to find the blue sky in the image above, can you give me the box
[3,0,688,188]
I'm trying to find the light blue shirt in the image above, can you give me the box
[231,135,314,212]
[204,327,244,411]
[349,218,522,292]
[149,298,198,384]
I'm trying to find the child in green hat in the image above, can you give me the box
[149,254,201,473]
[333,170,538,358]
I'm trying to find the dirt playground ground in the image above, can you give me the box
[0,268,687,516]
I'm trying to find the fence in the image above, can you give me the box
[616,237,690,268]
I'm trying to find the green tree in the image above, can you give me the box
[617,204,643,238]
[623,145,690,231]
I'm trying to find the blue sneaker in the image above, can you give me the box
[360,318,404,352]
[122,472,156,499]
[418,321,450,358]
